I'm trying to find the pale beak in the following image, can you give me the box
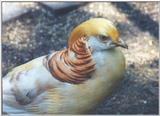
[115,39,128,49]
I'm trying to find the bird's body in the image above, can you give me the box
[3,18,127,114]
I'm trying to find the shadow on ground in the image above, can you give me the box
[112,2,159,39]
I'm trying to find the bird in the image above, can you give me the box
[3,18,128,114]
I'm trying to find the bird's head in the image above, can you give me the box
[68,18,128,52]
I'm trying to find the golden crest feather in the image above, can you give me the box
[68,18,120,47]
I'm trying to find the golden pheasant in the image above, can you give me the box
[3,18,128,114]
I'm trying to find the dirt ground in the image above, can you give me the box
[2,2,159,114]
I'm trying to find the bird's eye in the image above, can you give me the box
[99,35,109,42]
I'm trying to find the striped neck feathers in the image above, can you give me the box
[48,37,96,84]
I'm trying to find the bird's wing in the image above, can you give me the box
[3,54,57,113]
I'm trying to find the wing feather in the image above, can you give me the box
[3,55,57,114]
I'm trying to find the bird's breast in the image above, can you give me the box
[44,48,126,114]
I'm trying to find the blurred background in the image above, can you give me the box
[2,2,159,114]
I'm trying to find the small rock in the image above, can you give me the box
[129,63,135,68]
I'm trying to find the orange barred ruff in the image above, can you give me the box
[48,37,96,84]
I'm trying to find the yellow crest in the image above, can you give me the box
[68,18,120,47]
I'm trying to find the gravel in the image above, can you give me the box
[2,2,159,114]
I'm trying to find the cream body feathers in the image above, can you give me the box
[3,40,125,114]
[3,18,126,114]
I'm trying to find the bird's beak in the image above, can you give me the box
[115,39,128,49]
